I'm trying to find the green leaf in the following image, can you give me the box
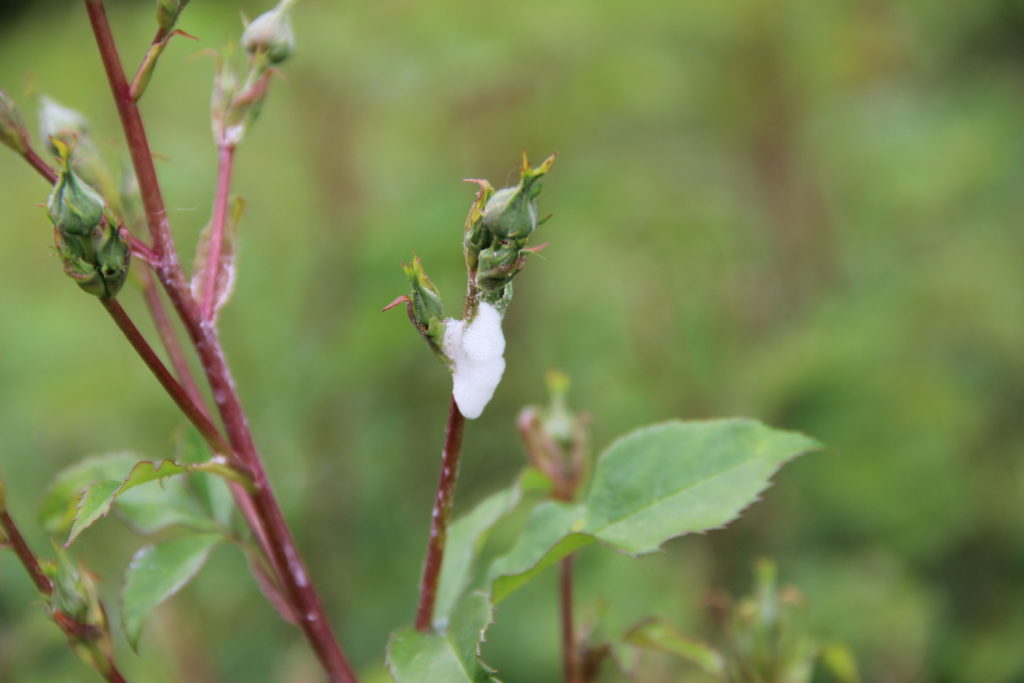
[67,460,190,545]
[819,643,860,683]
[624,618,726,676]
[121,533,222,650]
[387,592,498,682]
[39,452,140,534]
[67,480,123,545]
[488,501,589,604]
[116,480,214,536]
[178,427,236,528]
[434,472,536,628]
[583,419,819,554]
[487,419,819,601]
[66,459,244,546]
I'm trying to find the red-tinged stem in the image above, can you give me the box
[84,4,357,680]
[415,395,467,632]
[1,505,130,683]
[100,297,231,456]
[105,664,128,683]
[560,556,581,683]
[85,0,172,257]
[124,230,158,265]
[201,144,235,320]
[0,508,54,595]
[22,147,57,184]
[139,267,206,408]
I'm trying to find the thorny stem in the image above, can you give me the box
[560,556,581,683]
[415,395,467,632]
[200,144,235,320]
[84,3,357,680]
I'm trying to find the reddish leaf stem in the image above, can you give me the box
[200,144,235,320]
[0,508,54,595]
[560,555,581,683]
[22,147,57,184]
[84,0,173,256]
[84,3,357,680]
[415,395,467,632]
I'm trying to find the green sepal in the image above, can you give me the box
[95,220,131,297]
[480,152,555,240]
[43,545,117,678]
[404,255,446,329]
[47,139,104,238]
[475,242,523,294]
[398,255,450,364]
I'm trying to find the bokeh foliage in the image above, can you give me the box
[1,0,1023,680]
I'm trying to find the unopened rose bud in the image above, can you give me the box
[95,222,131,297]
[0,89,28,154]
[47,140,129,297]
[38,96,89,153]
[404,255,446,330]
[475,242,524,293]
[481,153,555,240]
[47,141,104,238]
[242,0,296,65]
[392,255,448,362]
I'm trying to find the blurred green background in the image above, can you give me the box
[2,0,1023,680]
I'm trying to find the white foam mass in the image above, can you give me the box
[442,302,506,419]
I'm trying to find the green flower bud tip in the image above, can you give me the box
[242,0,296,65]
[0,89,28,154]
[480,152,556,240]
[403,255,446,328]
[47,139,104,237]
[38,96,88,152]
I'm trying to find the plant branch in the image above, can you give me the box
[22,147,57,184]
[100,297,231,456]
[84,4,357,680]
[139,267,206,408]
[0,501,54,596]
[200,143,235,320]
[415,395,467,632]
[0,489,129,683]
[560,555,581,683]
[84,0,173,257]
